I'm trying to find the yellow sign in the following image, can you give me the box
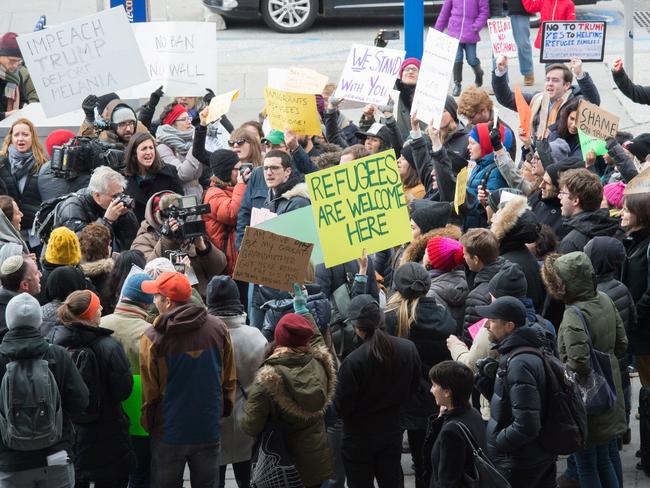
[306,149,411,268]
[207,89,240,122]
[264,87,322,136]
[454,166,469,214]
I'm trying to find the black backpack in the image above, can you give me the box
[505,346,587,455]
[31,193,75,244]
[67,340,102,423]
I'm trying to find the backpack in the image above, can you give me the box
[67,340,102,423]
[505,346,587,455]
[0,349,63,451]
[31,193,74,244]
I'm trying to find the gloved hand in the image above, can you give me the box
[489,125,503,152]
[605,137,618,152]
[82,94,98,121]
[203,88,216,105]
[292,282,309,315]
[377,100,394,116]
[148,85,164,107]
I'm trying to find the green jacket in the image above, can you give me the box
[241,313,335,486]
[552,252,628,446]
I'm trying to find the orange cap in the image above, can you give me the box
[141,271,192,302]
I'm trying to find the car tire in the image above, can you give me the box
[261,0,317,33]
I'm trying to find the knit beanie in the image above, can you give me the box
[628,133,650,161]
[45,227,81,266]
[121,273,154,304]
[45,129,75,158]
[111,106,136,125]
[399,57,421,78]
[468,123,514,158]
[545,163,563,188]
[393,262,431,299]
[549,138,570,163]
[274,313,314,348]
[426,237,464,272]
[0,32,20,57]
[604,181,626,209]
[97,92,119,114]
[488,262,527,299]
[6,293,41,330]
[143,257,176,278]
[206,275,244,315]
[45,266,87,302]
[410,200,451,234]
[444,95,458,123]
[401,143,416,170]
[210,149,240,181]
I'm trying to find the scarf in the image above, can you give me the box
[529,90,572,140]
[0,65,20,112]
[7,145,35,183]
[155,124,193,158]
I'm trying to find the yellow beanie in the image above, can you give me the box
[45,227,81,266]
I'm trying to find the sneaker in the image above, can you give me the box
[452,82,461,97]
[557,474,580,488]
[524,74,535,86]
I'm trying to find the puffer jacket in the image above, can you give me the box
[427,268,468,334]
[0,155,41,233]
[550,252,628,445]
[463,257,506,335]
[48,322,135,483]
[124,163,184,222]
[621,228,650,354]
[464,153,508,230]
[434,0,490,43]
[558,209,625,254]
[522,0,576,48]
[37,161,91,202]
[130,191,227,297]
[241,313,336,487]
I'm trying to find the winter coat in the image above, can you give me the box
[0,155,41,233]
[48,322,135,483]
[37,161,91,202]
[558,209,624,254]
[40,299,62,339]
[385,297,457,429]
[427,268,468,334]
[487,325,556,470]
[79,258,114,314]
[464,153,508,230]
[203,181,246,276]
[434,0,490,43]
[54,188,139,252]
[263,176,311,215]
[130,191,227,297]
[124,163,184,222]
[241,313,336,487]
[78,99,150,145]
[140,303,237,444]
[621,228,650,354]
[334,334,421,434]
[0,210,27,255]
[528,191,564,239]
[0,326,88,472]
[156,142,203,201]
[612,68,650,106]
[212,313,266,465]
[0,66,38,120]
[100,300,151,374]
[315,259,380,303]
[463,257,506,334]
[521,0,576,48]
[0,288,17,338]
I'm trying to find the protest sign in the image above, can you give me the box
[16,7,148,117]
[122,375,147,436]
[306,149,410,268]
[625,168,650,196]
[514,85,532,138]
[268,67,328,94]
[207,89,240,123]
[488,18,518,58]
[577,100,619,140]
[118,21,217,98]
[233,227,313,292]
[255,206,323,264]
[411,28,459,128]
[334,44,405,105]
[264,87,322,136]
[250,207,277,227]
[204,120,230,152]
[454,166,468,214]
[540,21,606,63]
[578,129,607,156]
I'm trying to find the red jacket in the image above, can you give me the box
[203,182,247,275]
[523,0,576,48]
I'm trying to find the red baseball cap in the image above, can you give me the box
[141,271,192,302]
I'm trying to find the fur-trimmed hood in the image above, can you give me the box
[255,346,335,420]
[80,258,114,277]
[491,196,538,247]
[401,225,462,265]
[313,151,342,169]
[280,181,311,201]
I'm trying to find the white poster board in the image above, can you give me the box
[17,7,149,117]
[267,67,328,94]
[334,44,405,106]
[118,21,217,98]
[540,21,606,63]
[411,28,459,128]
[488,18,518,58]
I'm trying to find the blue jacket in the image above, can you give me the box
[463,153,507,229]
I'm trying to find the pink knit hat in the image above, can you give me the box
[426,237,464,272]
[604,181,626,209]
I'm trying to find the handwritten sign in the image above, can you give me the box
[306,149,411,268]
[333,44,405,106]
[268,67,328,94]
[207,89,239,123]
[540,21,606,63]
[250,207,277,227]
[233,227,313,292]
[411,28,459,128]
[264,87,322,136]
[625,168,650,196]
[16,7,148,117]
[514,85,531,138]
[488,18,518,58]
[577,99,619,140]
[578,129,607,156]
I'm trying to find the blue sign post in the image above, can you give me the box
[110,0,150,23]
[404,0,424,59]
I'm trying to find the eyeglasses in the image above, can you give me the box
[4,57,22,67]
[117,120,136,129]
[263,165,283,173]
[403,66,419,73]
[558,191,570,197]
[228,139,248,147]
[175,116,191,123]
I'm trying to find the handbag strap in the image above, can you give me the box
[570,306,595,348]
[452,421,481,457]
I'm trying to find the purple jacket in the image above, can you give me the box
[434,0,489,44]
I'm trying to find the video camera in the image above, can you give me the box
[50,137,124,180]
[160,195,211,240]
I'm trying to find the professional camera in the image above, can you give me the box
[160,195,211,240]
[164,250,189,273]
[50,137,125,180]
[114,193,135,210]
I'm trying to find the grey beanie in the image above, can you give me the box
[6,293,41,330]
[488,262,527,299]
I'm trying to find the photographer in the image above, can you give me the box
[53,166,139,252]
[78,93,149,146]
[130,191,226,298]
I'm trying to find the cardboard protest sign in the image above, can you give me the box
[255,206,323,264]
[264,87,322,136]
[488,18,518,58]
[624,167,650,196]
[16,7,148,117]
[233,227,313,292]
[540,21,606,63]
[207,89,240,123]
[411,28,459,128]
[306,149,410,268]
[578,129,607,156]
[577,100,619,140]
[334,44,405,106]
[514,85,532,138]
[118,21,217,98]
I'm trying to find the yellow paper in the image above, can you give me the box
[283,66,329,94]
[207,89,240,123]
[306,149,411,268]
[264,87,322,136]
[454,166,469,214]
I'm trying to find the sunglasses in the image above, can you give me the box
[228,139,248,147]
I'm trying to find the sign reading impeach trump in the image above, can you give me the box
[306,149,411,268]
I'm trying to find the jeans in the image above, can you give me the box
[128,435,150,488]
[509,14,534,75]
[574,442,619,488]
[342,430,403,488]
[454,43,480,66]
[151,438,220,488]
[607,438,623,488]
[0,463,74,488]
[504,460,556,488]
[218,461,250,488]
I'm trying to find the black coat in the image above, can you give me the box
[124,163,183,222]
[612,68,650,106]
[528,191,564,239]
[0,157,41,232]
[622,228,650,354]
[48,323,135,483]
[463,258,505,335]
[0,288,15,339]
[558,209,624,254]
[315,259,380,302]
